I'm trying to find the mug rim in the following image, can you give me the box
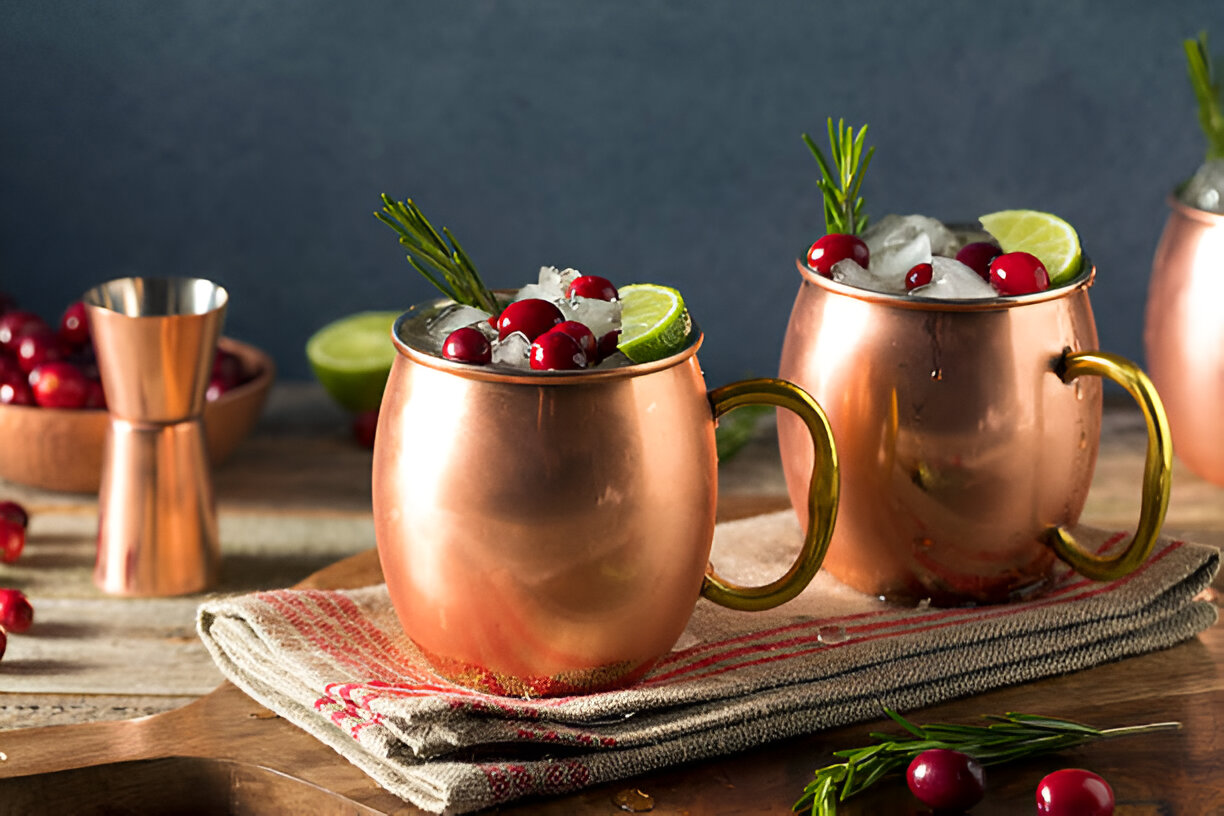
[392,296,704,384]
[793,257,1096,311]
[1167,191,1224,225]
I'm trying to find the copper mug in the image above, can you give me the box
[1145,196,1224,486]
[372,299,839,696]
[777,260,1172,605]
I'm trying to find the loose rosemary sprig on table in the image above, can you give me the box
[794,708,1181,815]
[1185,31,1224,161]
[802,118,874,235]
[375,194,501,315]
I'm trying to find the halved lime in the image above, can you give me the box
[617,284,691,364]
[978,209,1083,285]
[305,311,401,412]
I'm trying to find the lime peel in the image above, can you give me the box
[616,284,691,364]
[306,311,401,412]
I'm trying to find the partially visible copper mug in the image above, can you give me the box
[778,260,1172,605]
[1145,195,1224,486]
[372,299,839,696]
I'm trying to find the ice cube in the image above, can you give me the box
[512,283,552,303]
[863,214,959,285]
[830,258,895,292]
[492,331,532,369]
[426,304,492,342]
[910,256,997,299]
[594,350,633,370]
[1180,159,1224,214]
[560,297,622,339]
[537,266,582,299]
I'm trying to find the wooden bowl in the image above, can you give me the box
[0,338,275,493]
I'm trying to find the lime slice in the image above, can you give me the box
[617,284,690,363]
[978,209,1083,285]
[305,311,400,412]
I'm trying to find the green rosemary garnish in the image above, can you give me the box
[794,708,1181,815]
[1185,31,1224,161]
[802,118,874,235]
[375,195,500,315]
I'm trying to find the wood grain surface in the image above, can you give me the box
[0,384,1221,814]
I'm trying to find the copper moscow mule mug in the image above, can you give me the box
[777,261,1172,605]
[1145,196,1224,486]
[372,300,839,696]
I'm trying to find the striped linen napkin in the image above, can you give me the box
[198,511,1219,815]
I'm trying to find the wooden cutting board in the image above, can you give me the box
[1,497,1222,815]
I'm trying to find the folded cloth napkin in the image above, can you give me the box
[198,512,1219,815]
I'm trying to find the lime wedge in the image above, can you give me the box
[305,311,401,412]
[617,284,690,363]
[978,210,1083,285]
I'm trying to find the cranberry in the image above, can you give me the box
[83,379,107,409]
[0,589,33,633]
[597,330,621,363]
[551,321,597,359]
[0,311,46,352]
[496,299,564,342]
[530,330,587,371]
[956,241,1002,281]
[0,519,24,564]
[905,262,934,291]
[442,326,493,364]
[989,251,1050,296]
[0,352,20,382]
[15,329,64,373]
[352,409,378,449]
[59,301,91,348]
[567,275,618,301]
[0,371,35,406]
[906,749,986,812]
[205,376,229,402]
[29,361,89,409]
[806,233,870,277]
[1036,769,1115,816]
[0,501,28,528]
[0,628,6,661]
[212,349,244,389]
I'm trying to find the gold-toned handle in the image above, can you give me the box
[1049,351,1172,581]
[702,378,839,611]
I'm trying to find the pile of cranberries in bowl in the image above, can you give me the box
[0,292,257,410]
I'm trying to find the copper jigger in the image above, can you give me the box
[84,277,228,596]
[1145,195,1224,486]
[777,260,1172,605]
[372,299,840,696]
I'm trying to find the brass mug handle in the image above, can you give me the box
[1049,351,1173,581]
[702,378,839,611]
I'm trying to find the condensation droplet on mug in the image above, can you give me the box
[1074,380,1084,400]
[930,368,943,381]
[613,788,655,812]
[817,625,848,644]
[1079,430,1088,450]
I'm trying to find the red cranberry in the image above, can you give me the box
[212,349,244,389]
[29,361,89,409]
[83,379,107,409]
[0,352,20,381]
[496,299,564,342]
[59,301,90,347]
[352,409,378,449]
[0,371,35,406]
[16,329,64,373]
[989,251,1050,296]
[551,321,597,358]
[0,311,47,351]
[442,326,493,364]
[530,330,587,371]
[0,519,24,564]
[905,262,934,291]
[0,589,33,633]
[906,749,986,812]
[1036,769,1115,816]
[0,628,6,661]
[956,241,1002,281]
[597,330,621,363]
[806,233,870,277]
[0,501,28,528]
[567,275,618,301]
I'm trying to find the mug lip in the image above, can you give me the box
[1167,191,1224,225]
[792,256,1096,311]
[391,297,704,384]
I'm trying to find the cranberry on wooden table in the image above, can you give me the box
[0,519,24,564]
[1036,769,1115,816]
[352,409,379,449]
[806,233,870,277]
[0,501,28,528]
[0,589,33,633]
[906,749,986,811]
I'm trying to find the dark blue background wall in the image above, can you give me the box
[1,2,1220,388]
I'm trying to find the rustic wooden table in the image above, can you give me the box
[0,383,1221,813]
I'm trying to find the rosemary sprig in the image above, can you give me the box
[375,194,500,315]
[802,118,874,235]
[1186,32,1224,161]
[794,708,1181,815]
